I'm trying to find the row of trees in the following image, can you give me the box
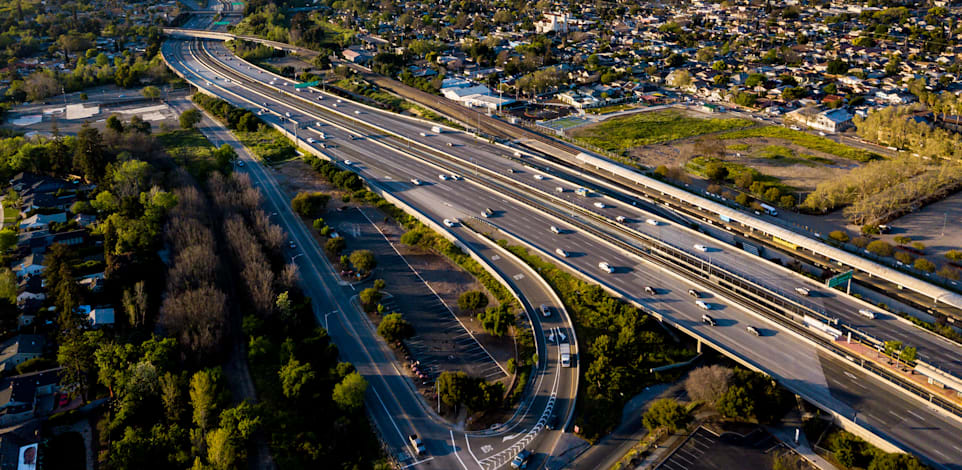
[683,365,793,424]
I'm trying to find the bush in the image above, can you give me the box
[828,230,850,243]
[910,241,926,252]
[939,265,960,280]
[947,250,962,262]
[313,218,325,231]
[179,109,202,129]
[866,240,893,257]
[735,193,749,206]
[477,304,514,337]
[291,191,331,218]
[861,224,880,235]
[377,313,413,342]
[349,249,377,273]
[778,195,795,209]
[893,235,912,245]
[436,371,504,412]
[852,237,871,249]
[458,291,489,311]
[914,258,936,273]
[894,251,914,264]
[706,184,722,195]
[642,398,689,432]
[359,287,382,309]
[653,165,669,178]
[704,161,729,181]
[325,237,346,255]
[373,279,386,290]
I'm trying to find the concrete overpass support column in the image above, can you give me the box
[696,339,702,354]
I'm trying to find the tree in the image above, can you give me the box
[938,265,960,280]
[190,368,223,430]
[73,123,106,183]
[717,385,754,419]
[829,231,850,243]
[106,115,125,134]
[667,69,692,88]
[458,291,489,311]
[180,109,202,129]
[325,237,346,255]
[831,431,864,467]
[703,160,728,181]
[160,372,185,422]
[895,251,914,264]
[946,250,962,262]
[893,235,912,245]
[349,249,377,273]
[642,398,689,432]
[359,287,382,309]
[866,240,894,257]
[141,86,161,101]
[735,193,749,206]
[291,191,330,217]
[206,428,238,470]
[685,365,733,403]
[914,258,936,273]
[477,305,514,337]
[868,453,925,470]
[57,331,101,400]
[279,357,315,399]
[332,371,368,412]
[653,165,669,178]
[0,230,16,252]
[377,313,413,342]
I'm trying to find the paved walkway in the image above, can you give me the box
[766,411,839,470]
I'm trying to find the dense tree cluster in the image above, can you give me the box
[437,370,505,412]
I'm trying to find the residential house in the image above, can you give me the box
[18,213,66,232]
[15,277,44,306]
[12,254,43,280]
[0,368,61,425]
[0,335,45,373]
[785,106,854,133]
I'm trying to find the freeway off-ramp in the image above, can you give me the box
[163,36,962,469]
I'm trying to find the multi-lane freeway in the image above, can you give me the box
[162,34,962,469]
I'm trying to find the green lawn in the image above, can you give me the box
[571,110,754,152]
[235,127,296,164]
[2,205,17,224]
[586,103,637,115]
[156,128,221,179]
[718,126,880,162]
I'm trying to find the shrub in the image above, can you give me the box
[735,193,749,206]
[828,230,850,243]
[704,161,729,181]
[914,258,936,273]
[325,237,346,255]
[893,235,912,245]
[763,187,781,202]
[706,184,722,195]
[654,165,669,178]
[642,398,689,432]
[778,195,795,209]
[291,191,331,218]
[377,313,413,343]
[910,241,926,253]
[947,250,962,262]
[320,226,332,236]
[349,249,377,273]
[359,287,382,309]
[894,251,914,264]
[458,291,489,311]
[939,265,960,280]
[477,304,514,337]
[852,236,871,249]
[373,279,386,290]
[866,240,893,257]
[861,224,880,235]
[313,218,325,230]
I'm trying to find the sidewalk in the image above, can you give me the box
[766,410,839,470]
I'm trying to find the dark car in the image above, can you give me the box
[511,449,532,469]
[546,413,559,430]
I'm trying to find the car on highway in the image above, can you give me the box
[511,449,531,469]
[534,174,544,180]
[449,174,460,180]
[695,300,711,310]
[236,161,245,167]
[483,208,494,217]
[645,286,656,295]
[354,110,361,114]
[688,289,699,297]
[746,325,761,336]
[443,218,458,228]
[599,262,614,273]
[540,304,552,317]
[795,287,811,296]
[646,219,659,226]
[438,174,448,181]
[546,413,559,430]
[285,112,291,118]
[408,434,426,456]
[550,226,561,234]
[702,314,717,326]
[594,202,606,208]
[410,178,422,186]
[616,216,627,223]
[556,186,565,193]
[693,244,708,252]
[332,103,339,107]
[343,160,352,165]
[858,309,877,319]
[556,248,569,258]
[307,137,315,143]
[337,99,343,103]
[318,96,324,100]
[289,241,296,249]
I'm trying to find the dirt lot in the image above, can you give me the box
[274,159,517,381]
[630,135,859,193]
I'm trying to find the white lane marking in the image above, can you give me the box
[906,410,925,421]
[502,433,523,442]
[371,386,408,449]
[465,434,482,468]
[401,457,435,468]
[450,430,470,470]
[888,410,904,420]
[844,372,858,380]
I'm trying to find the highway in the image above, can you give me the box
[162,36,962,469]
[164,38,580,470]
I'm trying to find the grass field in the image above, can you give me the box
[571,110,754,152]
[586,103,637,115]
[157,128,221,179]
[757,145,833,167]
[236,127,296,163]
[718,126,880,162]
[2,204,18,225]
[686,156,794,194]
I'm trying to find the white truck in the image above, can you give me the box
[431,125,442,134]
[559,343,571,368]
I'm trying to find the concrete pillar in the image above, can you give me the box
[696,339,702,354]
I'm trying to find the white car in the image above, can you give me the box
[594,202,606,208]
[316,121,323,127]
[354,110,361,115]
[343,160,353,165]
[318,96,324,100]
[338,99,343,103]
[307,137,315,143]
[858,309,877,319]
[534,174,544,180]
[556,248,569,258]
[550,226,561,234]
[646,219,659,226]
[696,300,711,310]
[285,112,292,118]
[332,103,338,107]
[615,216,626,223]
[443,218,457,227]
[438,174,448,181]
[747,325,760,336]
[694,244,708,252]
[599,262,614,273]
[449,174,460,180]
[540,304,552,317]
[410,178,422,186]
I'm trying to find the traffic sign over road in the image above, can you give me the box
[827,270,854,293]
[294,80,320,89]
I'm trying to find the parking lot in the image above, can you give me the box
[657,426,781,470]
[334,207,507,383]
